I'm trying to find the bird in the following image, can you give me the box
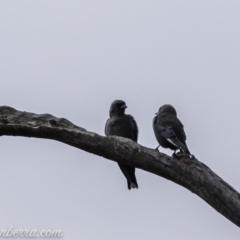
[105,100,138,190]
[153,104,191,155]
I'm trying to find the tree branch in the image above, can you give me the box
[0,106,240,227]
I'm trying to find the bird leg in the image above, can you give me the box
[172,150,177,157]
[155,145,160,151]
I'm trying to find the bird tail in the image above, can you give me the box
[168,137,191,155]
[118,163,138,190]
[127,178,138,190]
[182,142,191,155]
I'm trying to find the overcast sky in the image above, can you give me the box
[0,1,240,239]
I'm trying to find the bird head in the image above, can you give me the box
[155,104,177,116]
[109,100,127,117]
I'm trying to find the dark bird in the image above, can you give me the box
[153,104,191,155]
[105,100,138,190]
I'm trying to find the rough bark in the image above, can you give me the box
[0,105,240,227]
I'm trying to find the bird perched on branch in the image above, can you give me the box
[153,104,191,156]
[105,100,138,190]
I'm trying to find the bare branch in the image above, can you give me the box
[0,106,240,227]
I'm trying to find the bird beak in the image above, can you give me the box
[155,112,158,115]
[121,105,127,109]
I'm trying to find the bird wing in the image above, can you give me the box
[155,124,187,152]
[163,117,187,142]
[155,117,190,154]
[127,115,138,142]
[104,118,110,136]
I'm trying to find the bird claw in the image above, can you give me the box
[172,150,179,157]
[189,154,195,160]
[173,152,193,164]
[182,155,192,164]
[173,152,184,158]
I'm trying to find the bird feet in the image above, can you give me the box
[173,152,194,164]
[172,150,178,157]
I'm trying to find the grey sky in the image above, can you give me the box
[0,0,240,239]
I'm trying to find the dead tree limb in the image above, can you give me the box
[0,106,240,227]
